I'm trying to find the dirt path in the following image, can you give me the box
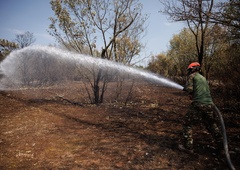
[0,84,239,169]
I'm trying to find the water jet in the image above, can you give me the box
[0,45,183,90]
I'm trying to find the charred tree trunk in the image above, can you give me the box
[94,69,102,105]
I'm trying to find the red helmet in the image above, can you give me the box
[187,62,200,70]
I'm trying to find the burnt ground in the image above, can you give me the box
[0,82,239,170]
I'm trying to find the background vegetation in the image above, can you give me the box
[148,0,240,108]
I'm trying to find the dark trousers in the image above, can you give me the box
[183,102,222,150]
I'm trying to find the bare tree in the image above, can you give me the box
[15,31,36,48]
[49,0,147,59]
[210,0,240,29]
[49,0,148,104]
[160,0,215,65]
[210,0,240,40]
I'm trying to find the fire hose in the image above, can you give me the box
[213,104,236,170]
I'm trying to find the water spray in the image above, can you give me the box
[0,69,4,79]
[0,45,183,90]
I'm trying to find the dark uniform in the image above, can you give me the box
[183,72,222,150]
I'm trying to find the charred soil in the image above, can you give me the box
[0,82,239,169]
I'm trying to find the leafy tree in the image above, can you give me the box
[115,32,143,64]
[147,53,169,77]
[210,0,240,98]
[210,0,240,40]
[0,31,35,62]
[202,25,229,80]
[167,28,197,76]
[200,0,240,97]
[160,0,240,100]
[0,39,18,62]
[148,26,229,83]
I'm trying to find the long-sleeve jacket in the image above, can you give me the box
[184,72,213,105]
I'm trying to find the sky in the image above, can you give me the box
[0,0,185,65]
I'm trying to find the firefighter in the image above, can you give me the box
[179,62,222,153]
